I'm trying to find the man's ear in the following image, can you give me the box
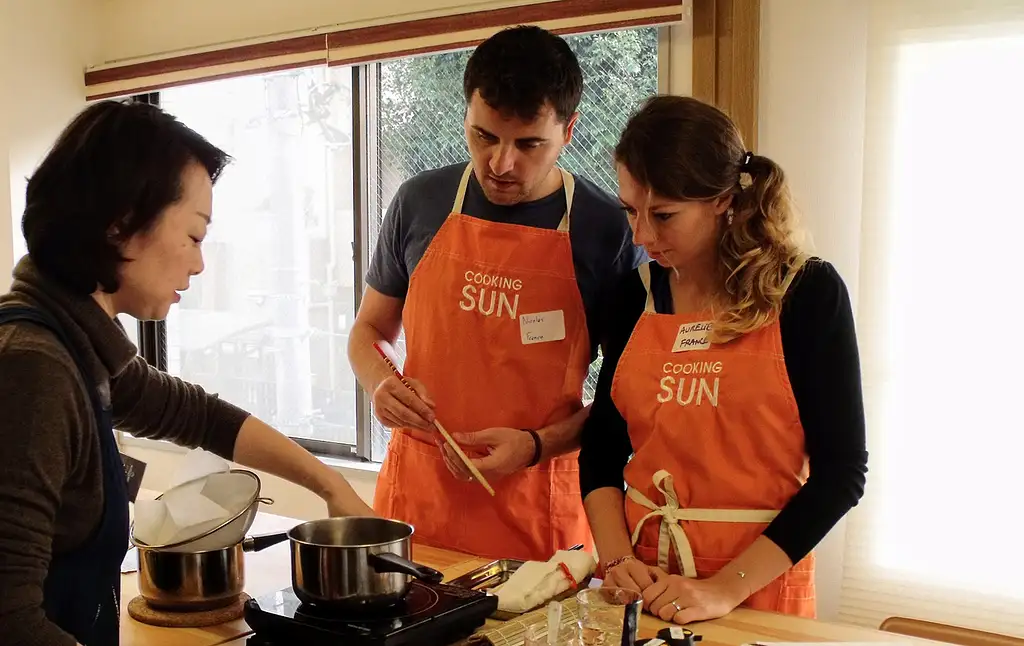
[564,112,579,145]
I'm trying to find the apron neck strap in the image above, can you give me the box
[450,164,575,233]
[557,168,574,233]
[452,163,474,214]
[637,263,657,313]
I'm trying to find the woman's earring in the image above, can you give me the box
[726,208,735,226]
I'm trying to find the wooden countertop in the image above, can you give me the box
[121,496,922,646]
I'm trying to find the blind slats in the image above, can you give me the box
[841,496,1024,635]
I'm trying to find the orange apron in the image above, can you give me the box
[614,263,816,617]
[374,163,594,561]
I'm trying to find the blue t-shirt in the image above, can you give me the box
[366,162,645,358]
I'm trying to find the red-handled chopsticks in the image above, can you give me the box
[372,342,496,496]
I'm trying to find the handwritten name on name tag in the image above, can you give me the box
[520,310,566,345]
[672,321,712,353]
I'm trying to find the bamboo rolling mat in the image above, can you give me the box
[461,597,582,646]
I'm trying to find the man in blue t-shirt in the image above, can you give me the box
[347,25,644,560]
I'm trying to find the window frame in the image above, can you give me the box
[127,28,670,461]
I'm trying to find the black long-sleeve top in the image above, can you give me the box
[579,258,868,563]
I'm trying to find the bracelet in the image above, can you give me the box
[602,555,636,572]
[524,429,542,467]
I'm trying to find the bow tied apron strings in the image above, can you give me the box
[626,469,779,579]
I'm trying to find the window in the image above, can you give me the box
[158,67,359,453]
[840,7,1024,636]
[142,27,660,459]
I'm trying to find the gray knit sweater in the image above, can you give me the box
[0,255,249,646]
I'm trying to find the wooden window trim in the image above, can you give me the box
[692,0,761,150]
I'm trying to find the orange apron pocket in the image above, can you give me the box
[375,430,465,551]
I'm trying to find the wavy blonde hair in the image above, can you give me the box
[614,95,809,343]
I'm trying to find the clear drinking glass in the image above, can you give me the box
[575,587,643,645]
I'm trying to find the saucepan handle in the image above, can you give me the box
[242,532,289,553]
[369,551,444,584]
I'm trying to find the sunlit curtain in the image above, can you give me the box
[840,0,1024,636]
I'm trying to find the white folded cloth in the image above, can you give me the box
[494,550,597,614]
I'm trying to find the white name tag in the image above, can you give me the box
[672,321,712,353]
[520,310,566,345]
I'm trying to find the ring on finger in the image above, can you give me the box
[671,600,682,613]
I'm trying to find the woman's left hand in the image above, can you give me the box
[323,482,377,517]
[642,568,746,624]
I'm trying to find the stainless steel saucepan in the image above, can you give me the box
[287,517,444,609]
[137,532,289,611]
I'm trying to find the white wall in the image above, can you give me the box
[0,14,12,287]
[94,0,586,66]
[1,0,96,287]
[759,0,870,621]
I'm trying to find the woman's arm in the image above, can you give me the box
[760,259,869,562]
[579,369,635,569]
[111,357,375,516]
[110,356,248,457]
[578,269,657,589]
[232,417,374,517]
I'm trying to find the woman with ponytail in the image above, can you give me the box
[578,96,867,624]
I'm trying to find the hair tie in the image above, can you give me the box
[737,151,755,189]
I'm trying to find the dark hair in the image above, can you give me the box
[463,25,583,123]
[22,99,230,295]
[614,95,807,342]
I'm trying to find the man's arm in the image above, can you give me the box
[347,287,436,434]
[536,403,590,458]
[445,404,590,481]
[348,287,404,400]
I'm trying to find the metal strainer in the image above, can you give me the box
[130,469,275,552]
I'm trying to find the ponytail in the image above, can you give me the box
[711,152,808,344]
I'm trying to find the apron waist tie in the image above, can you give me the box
[626,469,779,578]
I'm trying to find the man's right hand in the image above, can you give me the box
[372,376,436,436]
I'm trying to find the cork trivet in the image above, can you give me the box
[127,593,250,628]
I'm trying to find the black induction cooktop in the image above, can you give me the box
[243,580,498,646]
